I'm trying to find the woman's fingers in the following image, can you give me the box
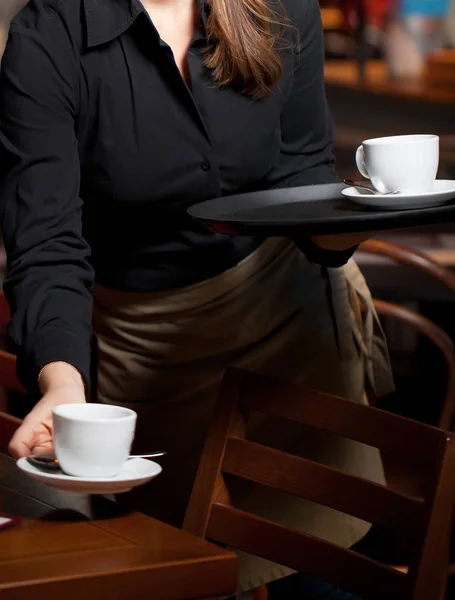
[8,419,53,458]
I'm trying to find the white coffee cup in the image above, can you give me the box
[53,403,137,478]
[355,134,439,194]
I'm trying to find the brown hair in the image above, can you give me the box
[204,0,288,99]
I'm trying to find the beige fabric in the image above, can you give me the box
[92,238,394,593]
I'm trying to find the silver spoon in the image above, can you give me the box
[27,451,166,471]
[343,179,400,196]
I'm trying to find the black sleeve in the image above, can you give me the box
[265,0,357,267]
[0,22,94,396]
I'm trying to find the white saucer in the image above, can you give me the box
[342,180,455,210]
[16,457,162,494]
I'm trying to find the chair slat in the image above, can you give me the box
[222,439,424,532]
[239,371,446,465]
[359,239,455,296]
[207,504,408,600]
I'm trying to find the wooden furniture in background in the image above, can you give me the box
[320,1,370,80]
[356,232,455,301]
[425,50,455,90]
[367,296,455,598]
[367,299,455,596]
[359,239,455,296]
[358,239,455,592]
[184,368,455,600]
[359,238,455,432]
[325,59,455,106]
[372,298,455,431]
[321,5,345,30]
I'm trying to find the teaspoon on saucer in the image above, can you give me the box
[27,451,166,471]
[343,179,400,196]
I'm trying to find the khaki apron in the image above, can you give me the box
[92,238,394,594]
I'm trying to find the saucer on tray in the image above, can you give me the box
[341,180,455,210]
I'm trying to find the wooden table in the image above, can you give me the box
[0,452,237,600]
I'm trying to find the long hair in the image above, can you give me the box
[204,0,288,99]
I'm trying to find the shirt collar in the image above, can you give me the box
[84,0,208,49]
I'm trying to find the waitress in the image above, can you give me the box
[1,0,393,596]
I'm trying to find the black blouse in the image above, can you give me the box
[0,0,350,394]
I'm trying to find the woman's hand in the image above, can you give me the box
[310,233,374,252]
[8,363,86,459]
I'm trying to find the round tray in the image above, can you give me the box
[187,183,455,236]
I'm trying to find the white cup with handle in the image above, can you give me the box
[355,134,439,195]
[53,403,137,478]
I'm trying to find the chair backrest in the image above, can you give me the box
[184,368,455,600]
[359,239,455,431]
[372,299,455,431]
[359,239,455,295]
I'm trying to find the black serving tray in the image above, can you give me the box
[188,183,455,236]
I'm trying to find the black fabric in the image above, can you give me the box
[0,0,350,394]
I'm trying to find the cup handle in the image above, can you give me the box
[355,145,370,179]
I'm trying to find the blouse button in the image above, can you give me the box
[201,160,211,172]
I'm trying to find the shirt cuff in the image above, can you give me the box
[16,329,91,399]
[294,236,358,268]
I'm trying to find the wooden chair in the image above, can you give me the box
[357,240,455,492]
[359,238,455,299]
[371,298,455,432]
[362,299,455,598]
[358,239,455,591]
[184,367,455,600]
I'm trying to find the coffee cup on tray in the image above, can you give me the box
[355,134,439,195]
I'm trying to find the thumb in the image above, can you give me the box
[8,420,53,459]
